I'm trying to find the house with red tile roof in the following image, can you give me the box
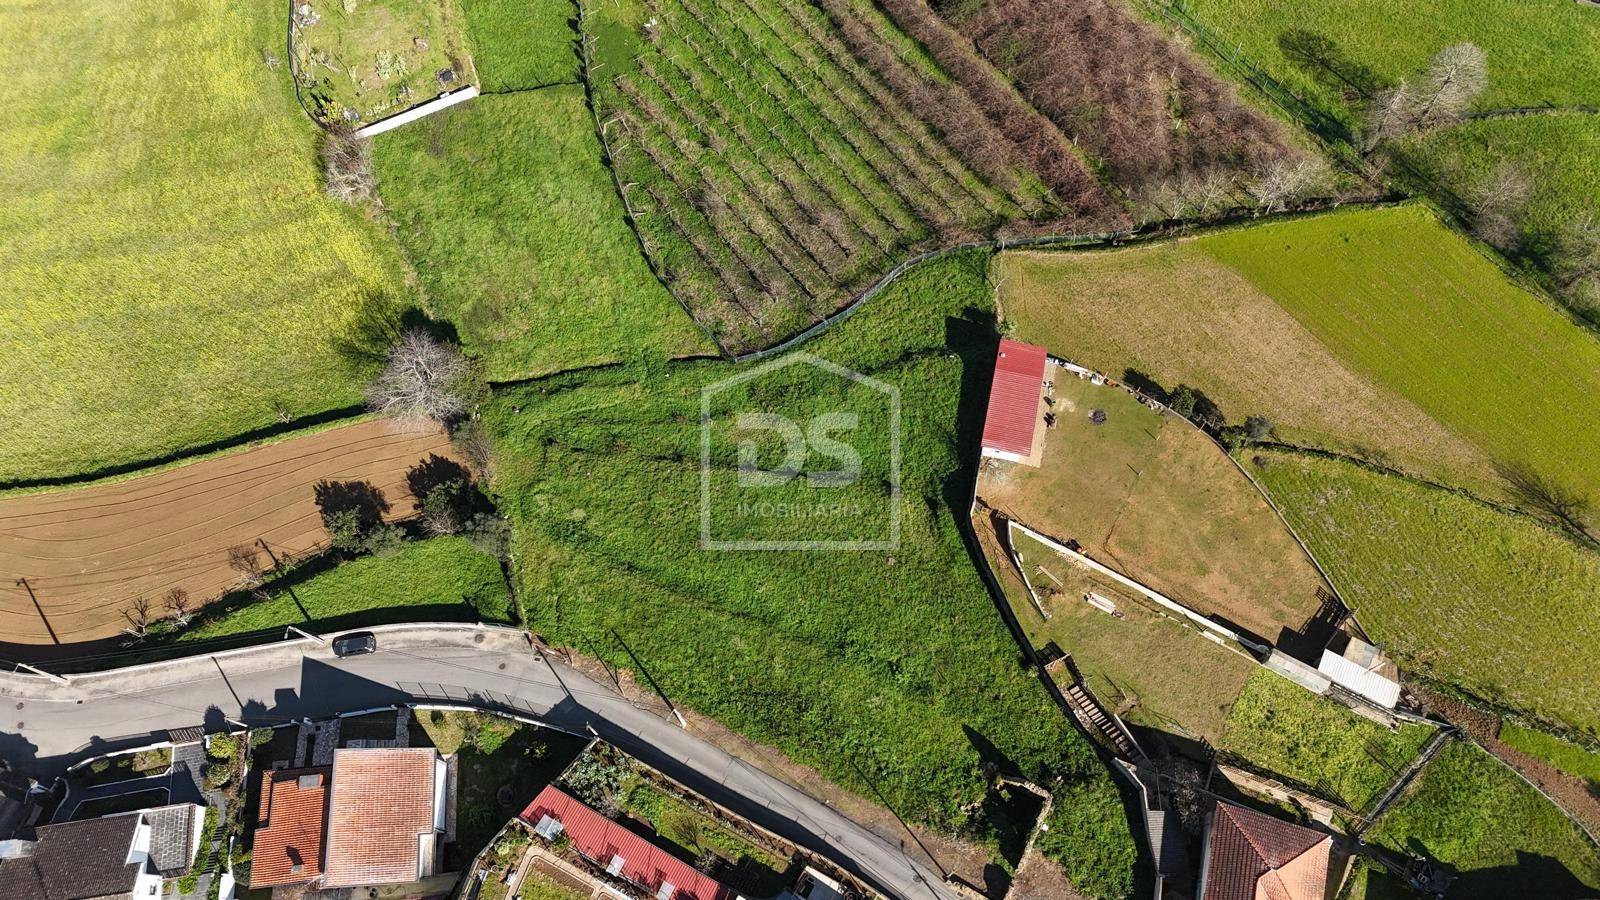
[322,748,448,888]
[1196,802,1332,900]
[980,339,1049,466]
[250,767,330,887]
[521,785,738,900]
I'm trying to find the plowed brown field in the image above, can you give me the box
[0,419,459,645]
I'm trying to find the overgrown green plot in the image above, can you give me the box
[1164,0,1600,120]
[180,536,510,640]
[1250,449,1600,734]
[486,253,1138,898]
[1500,725,1600,789]
[460,0,580,90]
[1366,741,1600,899]
[1219,670,1433,812]
[372,87,711,380]
[0,0,412,483]
[1202,206,1600,529]
[292,0,477,124]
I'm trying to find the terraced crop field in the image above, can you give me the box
[583,0,1116,353]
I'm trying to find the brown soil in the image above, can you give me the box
[1008,845,1091,900]
[0,419,458,645]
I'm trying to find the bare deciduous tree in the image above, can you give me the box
[123,596,154,637]
[1467,161,1532,249]
[322,128,376,204]
[1414,43,1488,127]
[1247,158,1328,214]
[1364,80,1419,149]
[164,587,194,627]
[1558,214,1600,287]
[366,329,482,426]
[227,544,262,585]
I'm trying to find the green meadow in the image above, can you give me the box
[0,0,413,482]
[484,253,1138,897]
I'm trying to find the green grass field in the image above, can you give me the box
[1367,740,1600,899]
[372,86,711,380]
[0,0,413,483]
[485,252,1137,898]
[1003,205,1600,525]
[180,536,509,640]
[1250,448,1600,735]
[1162,0,1600,121]
[1500,725,1600,788]
[460,0,580,90]
[1219,670,1433,811]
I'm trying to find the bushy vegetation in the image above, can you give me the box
[1251,449,1600,735]
[583,0,1103,353]
[1499,725,1600,789]
[0,0,412,482]
[1156,0,1600,124]
[934,0,1313,211]
[180,536,509,640]
[372,87,710,380]
[486,252,1136,895]
[460,0,580,90]
[1219,670,1433,811]
[1366,741,1600,899]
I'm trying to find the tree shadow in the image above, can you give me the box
[1447,849,1598,900]
[332,295,461,373]
[312,479,391,531]
[1277,29,1385,99]
[1494,461,1597,547]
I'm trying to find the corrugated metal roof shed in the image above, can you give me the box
[1317,649,1401,708]
[521,786,735,900]
[980,340,1048,459]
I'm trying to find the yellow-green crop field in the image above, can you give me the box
[0,0,411,483]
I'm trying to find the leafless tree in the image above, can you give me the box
[123,596,154,637]
[366,329,483,426]
[1364,80,1419,149]
[1558,214,1600,287]
[322,128,376,204]
[227,544,262,585]
[164,587,194,627]
[1247,158,1329,214]
[1414,43,1487,127]
[1467,161,1532,249]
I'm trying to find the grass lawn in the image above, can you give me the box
[980,373,1328,644]
[1499,725,1600,789]
[518,869,589,900]
[0,0,412,483]
[461,0,579,90]
[179,536,510,641]
[372,87,710,381]
[1219,670,1434,812]
[485,252,1138,898]
[1250,448,1600,735]
[1366,740,1600,899]
[1001,205,1600,526]
[1162,0,1600,123]
[1014,539,1258,746]
[291,0,477,125]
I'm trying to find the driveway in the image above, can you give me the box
[0,624,957,900]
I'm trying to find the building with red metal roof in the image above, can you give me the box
[521,785,738,900]
[980,339,1049,465]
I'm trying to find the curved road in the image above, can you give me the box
[0,624,956,900]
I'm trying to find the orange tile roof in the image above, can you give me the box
[323,748,440,887]
[1202,803,1331,900]
[251,768,331,887]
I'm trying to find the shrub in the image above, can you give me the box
[361,523,409,557]
[321,128,376,204]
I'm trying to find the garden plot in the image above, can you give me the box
[979,372,1329,646]
[582,0,1117,353]
[292,0,477,127]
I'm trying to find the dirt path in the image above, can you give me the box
[0,420,458,646]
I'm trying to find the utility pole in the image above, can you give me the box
[610,629,686,729]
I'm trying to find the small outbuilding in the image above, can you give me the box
[980,339,1049,466]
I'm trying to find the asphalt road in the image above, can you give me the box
[0,624,958,900]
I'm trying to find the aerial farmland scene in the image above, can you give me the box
[0,0,1597,897]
